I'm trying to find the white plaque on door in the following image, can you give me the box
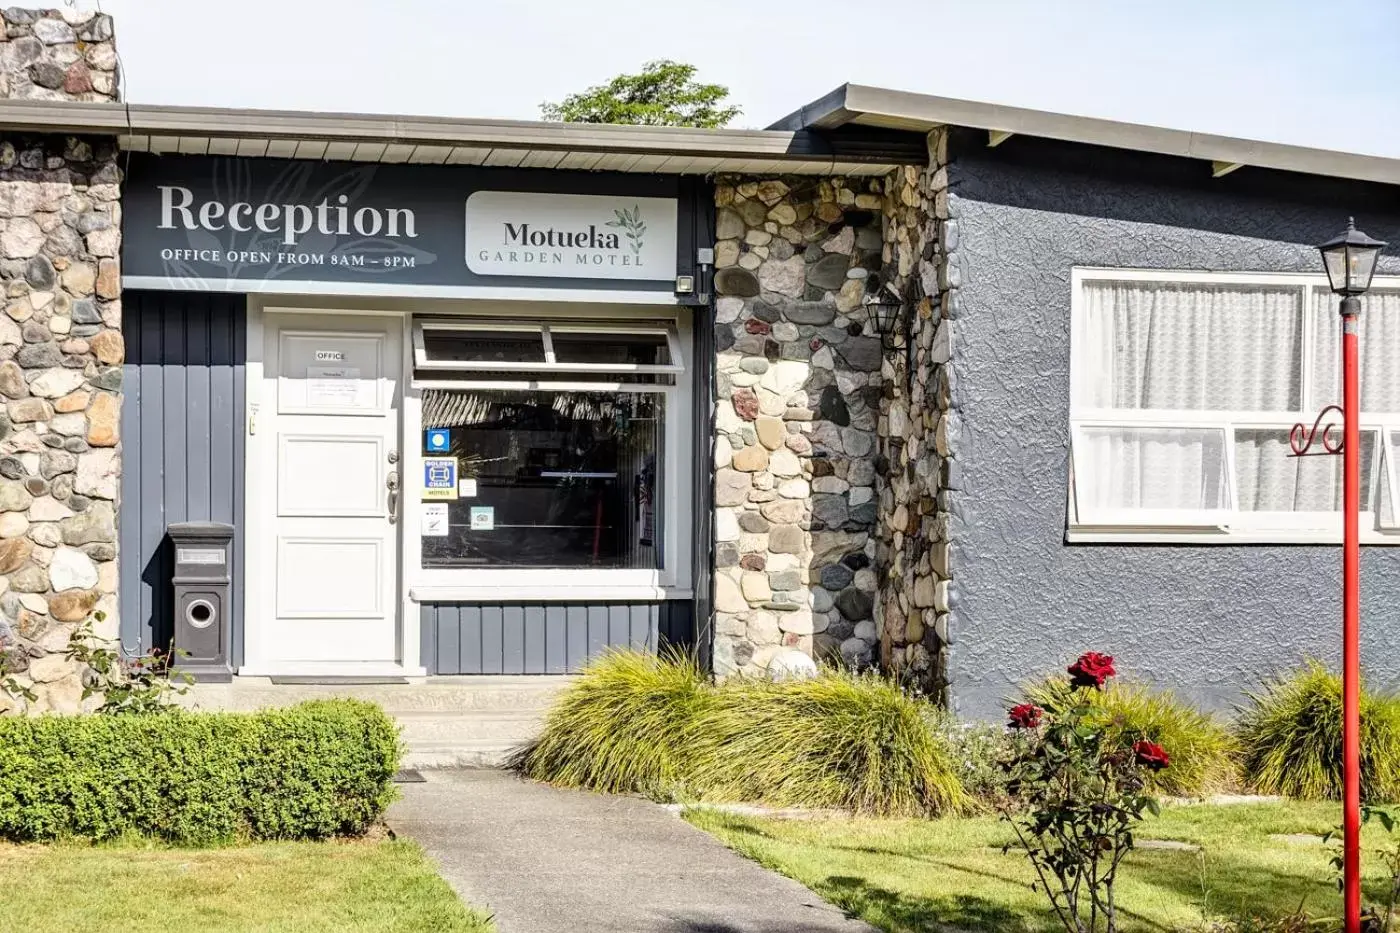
[306,366,361,407]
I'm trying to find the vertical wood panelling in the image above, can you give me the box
[566,604,588,670]
[418,600,693,674]
[120,292,246,661]
[544,605,566,673]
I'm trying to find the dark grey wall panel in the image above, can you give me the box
[120,291,246,662]
[943,129,1400,718]
[420,600,692,674]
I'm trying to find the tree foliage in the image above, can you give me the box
[540,60,740,128]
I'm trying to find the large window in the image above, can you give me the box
[420,389,664,570]
[408,315,689,598]
[1069,271,1400,542]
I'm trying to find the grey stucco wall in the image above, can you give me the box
[943,128,1400,718]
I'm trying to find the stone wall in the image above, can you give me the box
[0,7,121,713]
[0,8,118,102]
[874,131,955,699]
[710,176,885,677]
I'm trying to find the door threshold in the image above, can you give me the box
[268,675,410,685]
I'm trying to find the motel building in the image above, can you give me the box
[1,9,1399,761]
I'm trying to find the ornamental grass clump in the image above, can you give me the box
[512,648,708,798]
[515,650,966,816]
[1001,651,1169,933]
[1236,661,1400,802]
[1020,675,1236,797]
[695,671,967,816]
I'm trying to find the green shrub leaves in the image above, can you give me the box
[0,699,402,843]
[514,650,966,816]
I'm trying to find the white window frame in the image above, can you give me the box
[1069,267,1400,544]
[404,308,693,602]
[411,319,683,375]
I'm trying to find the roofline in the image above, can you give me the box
[0,98,924,166]
[770,83,1400,187]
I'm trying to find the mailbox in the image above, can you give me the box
[168,521,234,683]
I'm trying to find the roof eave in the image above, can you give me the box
[780,83,1400,188]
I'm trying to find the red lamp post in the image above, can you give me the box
[1314,218,1388,933]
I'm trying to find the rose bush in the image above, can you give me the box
[1000,652,1169,933]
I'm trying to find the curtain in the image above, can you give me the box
[1235,429,1376,512]
[1082,280,1303,410]
[1077,426,1228,511]
[1311,288,1400,413]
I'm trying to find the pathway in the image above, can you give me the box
[388,769,874,933]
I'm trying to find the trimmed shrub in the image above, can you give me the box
[1236,661,1400,801]
[1020,677,1236,797]
[0,699,401,843]
[515,650,966,816]
[513,649,707,796]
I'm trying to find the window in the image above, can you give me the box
[420,388,664,570]
[412,320,680,373]
[1069,271,1400,542]
[408,316,689,598]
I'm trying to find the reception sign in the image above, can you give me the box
[122,154,687,297]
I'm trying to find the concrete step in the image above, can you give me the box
[395,709,547,744]
[183,675,568,769]
[184,675,573,713]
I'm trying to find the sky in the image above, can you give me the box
[82,0,1400,157]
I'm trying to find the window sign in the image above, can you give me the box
[469,506,495,531]
[421,502,449,537]
[425,428,451,452]
[422,457,458,501]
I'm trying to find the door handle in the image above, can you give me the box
[386,470,400,524]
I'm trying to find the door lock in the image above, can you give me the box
[388,449,399,464]
[386,470,400,524]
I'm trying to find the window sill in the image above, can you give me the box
[1067,529,1400,545]
[409,585,693,603]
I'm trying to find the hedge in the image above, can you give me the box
[0,699,402,844]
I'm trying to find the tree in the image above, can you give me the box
[540,60,741,129]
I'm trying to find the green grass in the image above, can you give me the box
[0,838,494,933]
[1237,662,1400,801]
[687,802,1396,932]
[516,650,966,816]
[1020,678,1237,797]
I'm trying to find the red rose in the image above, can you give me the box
[1008,703,1043,729]
[1133,740,1170,771]
[1068,652,1116,689]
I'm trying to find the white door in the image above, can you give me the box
[256,313,402,671]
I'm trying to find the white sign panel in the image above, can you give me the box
[306,366,360,407]
[465,191,678,281]
[421,502,449,537]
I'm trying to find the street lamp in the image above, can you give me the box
[1317,217,1388,933]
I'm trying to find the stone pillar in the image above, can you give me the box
[710,176,884,678]
[0,7,121,714]
[875,131,956,701]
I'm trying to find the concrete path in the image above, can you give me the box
[387,770,875,933]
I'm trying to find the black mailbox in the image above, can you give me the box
[168,522,234,683]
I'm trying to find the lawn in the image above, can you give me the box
[0,837,493,933]
[687,801,1396,931]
